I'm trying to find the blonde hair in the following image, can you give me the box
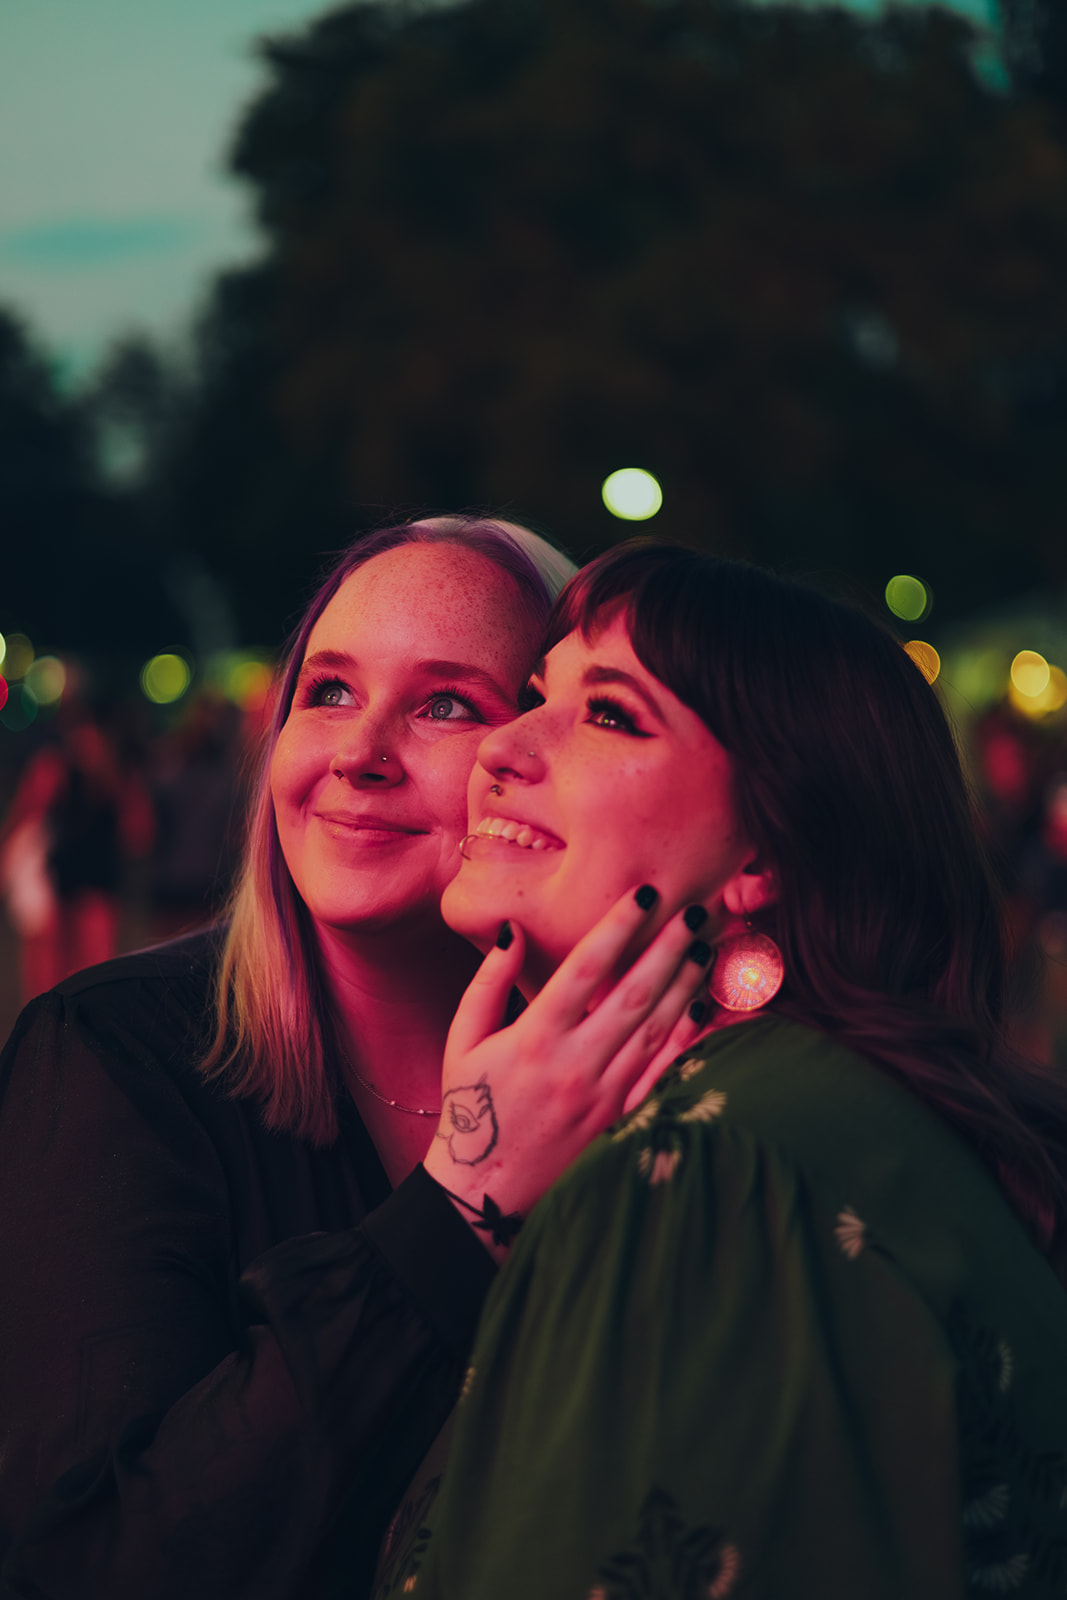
[201,516,575,1144]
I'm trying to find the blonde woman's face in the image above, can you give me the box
[270,544,539,940]
[442,615,755,992]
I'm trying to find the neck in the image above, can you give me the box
[315,914,482,1110]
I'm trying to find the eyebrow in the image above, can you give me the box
[298,650,513,701]
[582,664,667,724]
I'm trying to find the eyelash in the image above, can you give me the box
[586,695,648,736]
[419,684,484,723]
[518,683,546,713]
[301,675,483,722]
[303,674,350,708]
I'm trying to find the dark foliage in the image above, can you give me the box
[152,0,1067,639]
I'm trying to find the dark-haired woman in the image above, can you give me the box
[387,542,1067,1599]
[0,519,709,1600]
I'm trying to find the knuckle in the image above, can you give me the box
[619,980,655,1013]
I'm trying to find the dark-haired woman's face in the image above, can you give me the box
[442,615,756,990]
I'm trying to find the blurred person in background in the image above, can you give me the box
[0,696,153,1005]
[147,688,245,940]
[0,516,709,1600]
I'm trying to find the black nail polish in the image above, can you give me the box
[687,939,712,967]
[496,920,514,950]
[635,884,658,911]
[688,1000,707,1024]
[683,904,708,932]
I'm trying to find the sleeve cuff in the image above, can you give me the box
[359,1164,497,1361]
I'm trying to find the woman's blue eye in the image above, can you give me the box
[310,678,351,707]
[424,694,479,722]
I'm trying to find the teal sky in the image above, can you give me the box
[0,0,1000,384]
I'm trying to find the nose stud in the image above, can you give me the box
[489,783,503,795]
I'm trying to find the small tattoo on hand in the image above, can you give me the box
[436,1077,499,1165]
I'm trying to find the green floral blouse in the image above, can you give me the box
[378,1016,1067,1600]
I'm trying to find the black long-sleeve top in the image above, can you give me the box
[0,930,495,1599]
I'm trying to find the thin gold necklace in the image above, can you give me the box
[348,1064,441,1118]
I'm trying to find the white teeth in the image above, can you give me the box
[475,815,559,851]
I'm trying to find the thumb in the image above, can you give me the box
[446,922,526,1060]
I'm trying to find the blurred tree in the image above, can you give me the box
[167,0,1067,638]
[0,309,182,674]
[1001,0,1067,104]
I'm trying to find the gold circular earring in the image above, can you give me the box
[707,930,783,1012]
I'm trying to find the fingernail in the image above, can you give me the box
[635,885,658,911]
[687,939,712,967]
[496,921,514,950]
[683,905,707,932]
[688,1000,707,1024]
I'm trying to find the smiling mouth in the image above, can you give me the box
[474,816,563,852]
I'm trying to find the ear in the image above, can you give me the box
[720,856,778,920]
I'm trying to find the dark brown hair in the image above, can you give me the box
[544,541,1067,1254]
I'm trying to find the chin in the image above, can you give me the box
[440,877,501,953]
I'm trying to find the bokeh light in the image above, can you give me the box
[0,634,5,671]
[0,677,8,713]
[0,684,38,732]
[1010,650,1051,699]
[601,468,663,521]
[946,648,1007,711]
[904,640,940,684]
[1010,661,1067,719]
[207,650,274,710]
[2,633,35,681]
[141,653,192,705]
[25,656,66,707]
[885,575,930,623]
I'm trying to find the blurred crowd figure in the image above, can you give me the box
[0,687,256,1009]
[973,702,1067,1063]
[147,691,245,941]
[0,704,153,1004]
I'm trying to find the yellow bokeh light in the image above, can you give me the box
[904,640,940,684]
[1010,650,1051,699]
[0,633,5,670]
[25,656,66,706]
[141,653,192,705]
[885,575,929,623]
[1010,662,1067,719]
[601,468,663,521]
[2,633,35,681]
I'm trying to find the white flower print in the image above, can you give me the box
[967,1552,1029,1591]
[962,1483,1011,1531]
[638,1146,682,1186]
[834,1206,867,1259]
[707,1542,741,1597]
[611,1098,661,1141]
[679,1089,727,1125]
[996,1339,1013,1394]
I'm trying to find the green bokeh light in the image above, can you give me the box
[141,652,192,705]
[602,468,663,522]
[885,574,930,623]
